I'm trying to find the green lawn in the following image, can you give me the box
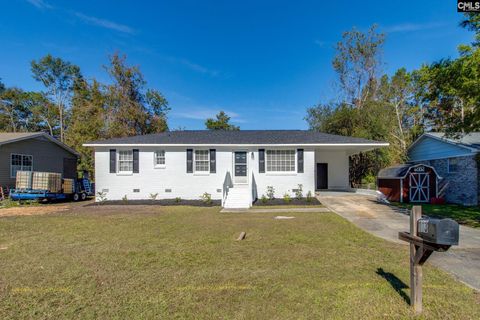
[0,205,479,319]
[392,202,480,228]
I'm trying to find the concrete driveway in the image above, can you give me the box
[318,191,480,291]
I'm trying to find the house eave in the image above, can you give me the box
[83,142,390,148]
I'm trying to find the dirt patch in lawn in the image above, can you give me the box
[0,205,70,217]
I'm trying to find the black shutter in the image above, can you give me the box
[133,149,139,173]
[186,149,193,173]
[259,149,265,173]
[109,149,116,173]
[297,149,304,173]
[210,149,216,173]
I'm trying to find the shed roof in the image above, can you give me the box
[378,163,441,179]
[84,130,388,146]
[377,164,412,179]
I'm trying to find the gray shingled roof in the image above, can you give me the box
[426,132,480,150]
[85,130,387,145]
[378,164,412,179]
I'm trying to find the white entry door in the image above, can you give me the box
[233,151,248,184]
[409,173,429,202]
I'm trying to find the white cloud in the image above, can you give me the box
[172,108,245,123]
[314,40,327,47]
[384,22,445,33]
[164,56,219,77]
[26,0,52,9]
[74,12,135,34]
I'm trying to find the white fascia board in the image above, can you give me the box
[83,143,390,147]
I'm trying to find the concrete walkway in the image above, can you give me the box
[318,191,480,291]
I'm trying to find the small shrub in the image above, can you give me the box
[200,192,212,205]
[306,191,313,203]
[283,193,292,203]
[149,193,159,201]
[175,197,182,203]
[260,194,268,204]
[96,191,107,203]
[295,184,303,200]
[122,195,128,203]
[266,186,275,200]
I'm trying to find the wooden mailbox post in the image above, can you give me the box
[398,206,456,315]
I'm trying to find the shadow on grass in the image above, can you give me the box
[376,268,410,305]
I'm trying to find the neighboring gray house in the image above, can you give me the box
[408,132,480,206]
[0,132,79,188]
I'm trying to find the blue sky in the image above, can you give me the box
[0,0,473,129]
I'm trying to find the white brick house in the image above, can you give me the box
[84,130,387,208]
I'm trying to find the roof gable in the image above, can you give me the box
[408,134,475,161]
[0,132,79,156]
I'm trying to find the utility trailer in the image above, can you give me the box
[10,173,93,203]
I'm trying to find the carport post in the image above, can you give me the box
[410,206,422,314]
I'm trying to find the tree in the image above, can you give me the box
[415,14,480,135]
[31,54,81,141]
[332,25,385,108]
[0,88,31,132]
[65,78,106,174]
[24,91,58,135]
[205,111,239,130]
[104,53,169,137]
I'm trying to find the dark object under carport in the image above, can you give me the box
[377,164,442,203]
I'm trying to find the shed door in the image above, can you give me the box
[409,173,429,202]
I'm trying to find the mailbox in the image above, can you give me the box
[417,218,459,245]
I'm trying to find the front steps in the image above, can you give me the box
[223,185,251,209]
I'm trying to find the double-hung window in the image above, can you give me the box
[10,154,33,178]
[194,150,210,173]
[154,150,166,167]
[118,150,133,173]
[266,150,295,173]
[448,158,458,173]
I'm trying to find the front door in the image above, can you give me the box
[409,173,429,202]
[316,163,328,190]
[233,151,248,184]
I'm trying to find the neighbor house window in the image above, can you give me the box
[266,150,295,172]
[10,154,33,178]
[118,150,133,173]
[448,158,458,173]
[154,150,165,167]
[194,150,210,173]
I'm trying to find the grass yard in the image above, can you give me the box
[392,202,480,228]
[0,205,479,319]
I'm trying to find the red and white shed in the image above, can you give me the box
[377,164,442,203]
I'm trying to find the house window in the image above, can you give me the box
[154,150,165,167]
[266,150,295,172]
[448,158,458,173]
[10,154,33,178]
[194,150,210,173]
[118,150,133,173]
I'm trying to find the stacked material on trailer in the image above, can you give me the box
[63,178,75,194]
[16,171,33,189]
[32,172,62,193]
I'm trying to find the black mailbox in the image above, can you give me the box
[417,218,459,245]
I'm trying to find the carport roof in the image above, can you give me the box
[84,130,389,147]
